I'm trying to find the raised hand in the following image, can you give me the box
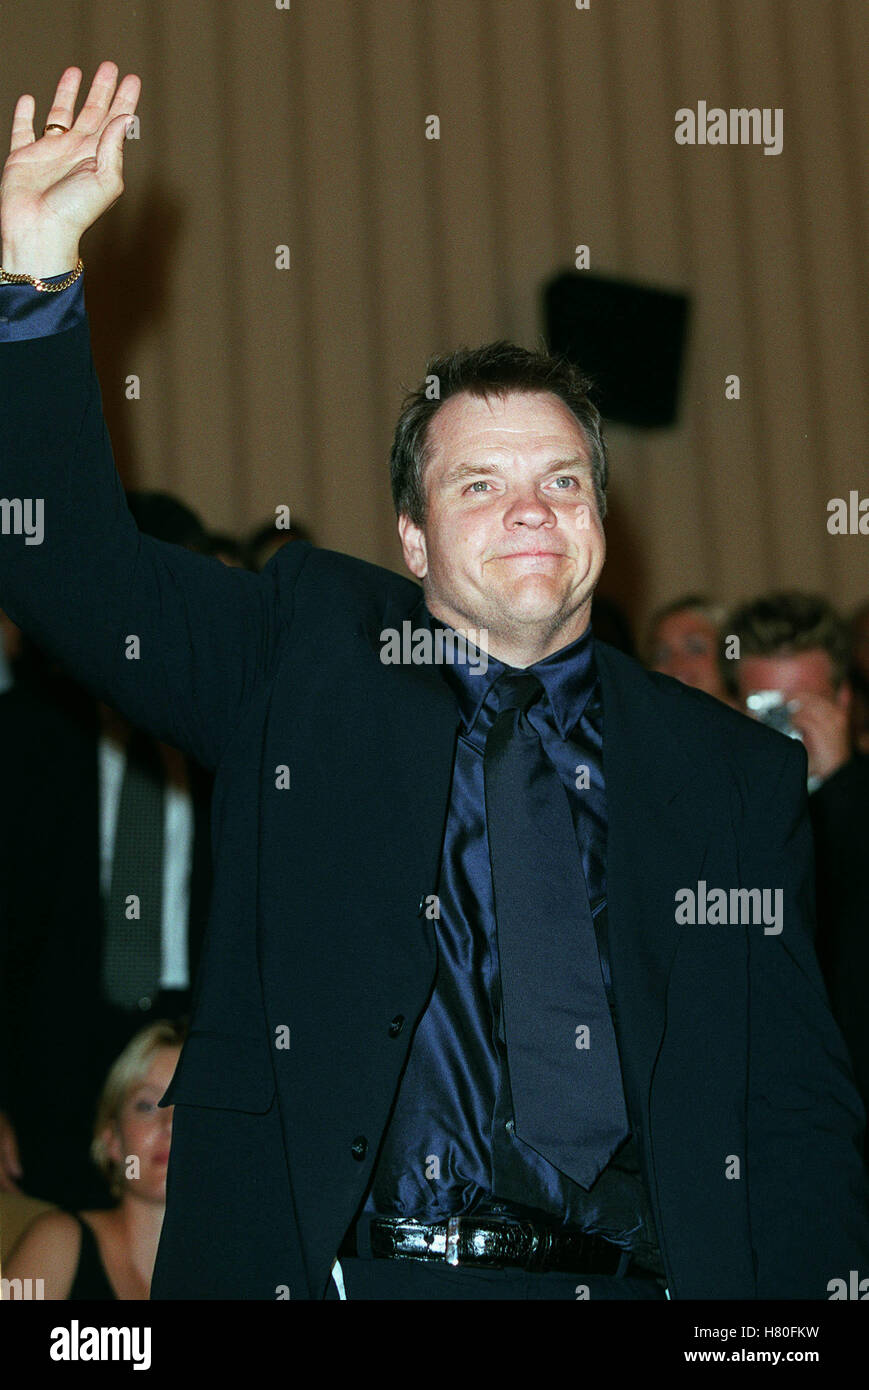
[788,690,851,784]
[0,61,141,277]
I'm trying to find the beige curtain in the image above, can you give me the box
[2,0,867,636]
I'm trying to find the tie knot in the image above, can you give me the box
[493,670,544,716]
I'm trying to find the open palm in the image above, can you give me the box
[1,61,140,268]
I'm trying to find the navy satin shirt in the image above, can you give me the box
[0,274,85,340]
[364,610,663,1272]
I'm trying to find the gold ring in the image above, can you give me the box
[43,123,70,134]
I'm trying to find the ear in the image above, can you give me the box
[398,513,428,580]
[104,1124,123,1167]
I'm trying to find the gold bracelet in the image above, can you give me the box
[0,256,84,292]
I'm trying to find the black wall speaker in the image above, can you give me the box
[543,271,689,428]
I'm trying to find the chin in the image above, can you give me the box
[124,1173,168,1203]
[498,579,571,617]
[490,600,564,637]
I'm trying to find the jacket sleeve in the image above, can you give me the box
[809,757,869,1132]
[0,316,310,770]
[745,736,869,1298]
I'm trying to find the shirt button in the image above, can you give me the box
[138,996,152,1011]
[388,1015,405,1038]
[350,1136,368,1161]
[505,1118,515,1133]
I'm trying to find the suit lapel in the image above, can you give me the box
[595,642,711,1109]
[356,582,462,896]
[362,584,462,741]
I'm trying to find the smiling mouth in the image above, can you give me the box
[496,550,565,559]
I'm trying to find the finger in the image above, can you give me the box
[787,703,818,728]
[104,73,141,129]
[792,717,834,752]
[72,59,120,136]
[791,701,836,731]
[786,698,816,724]
[42,65,83,135]
[9,93,36,152]
[95,111,135,183]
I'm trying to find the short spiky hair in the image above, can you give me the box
[389,341,608,526]
[723,591,851,695]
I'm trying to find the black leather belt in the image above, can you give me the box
[365,1215,657,1279]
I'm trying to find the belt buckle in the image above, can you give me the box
[444,1214,509,1269]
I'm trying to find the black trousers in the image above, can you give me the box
[325,1255,666,1300]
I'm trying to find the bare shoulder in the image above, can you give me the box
[5,1208,82,1299]
[11,1206,81,1249]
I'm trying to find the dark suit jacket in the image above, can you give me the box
[1,319,868,1298]
[0,675,212,1207]
[811,754,869,1149]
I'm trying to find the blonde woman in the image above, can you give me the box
[4,1020,183,1299]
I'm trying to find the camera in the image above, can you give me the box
[745,690,801,742]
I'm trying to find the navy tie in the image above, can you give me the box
[483,670,629,1189]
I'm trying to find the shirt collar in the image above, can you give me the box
[423,604,598,741]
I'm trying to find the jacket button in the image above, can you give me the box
[350,1135,368,1161]
[388,1015,405,1038]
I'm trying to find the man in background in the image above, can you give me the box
[647,595,735,706]
[726,591,869,1158]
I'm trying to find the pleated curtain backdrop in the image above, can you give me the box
[2,0,867,633]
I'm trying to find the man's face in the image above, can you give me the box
[735,648,840,707]
[398,391,605,662]
[651,609,725,699]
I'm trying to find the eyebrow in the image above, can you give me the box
[443,454,591,483]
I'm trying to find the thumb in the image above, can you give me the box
[95,112,135,182]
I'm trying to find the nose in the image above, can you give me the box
[503,484,556,527]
